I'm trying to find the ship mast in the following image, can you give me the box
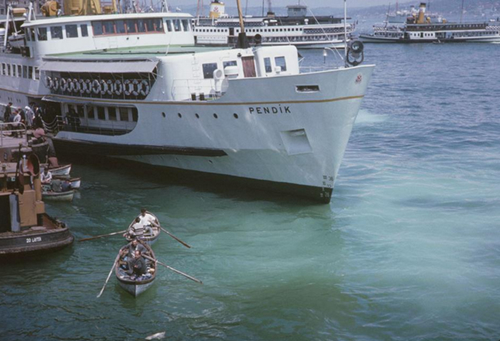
[236,0,249,48]
[460,0,464,23]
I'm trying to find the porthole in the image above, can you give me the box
[233,113,238,119]
[162,112,166,118]
[213,113,218,119]
[195,113,200,119]
[178,113,182,118]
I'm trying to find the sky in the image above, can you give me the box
[166,0,392,9]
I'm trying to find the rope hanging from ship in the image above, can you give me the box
[44,76,152,100]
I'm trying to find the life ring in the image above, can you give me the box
[52,77,59,91]
[79,79,86,94]
[92,79,100,95]
[132,79,139,96]
[106,80,113,95]
[84,79,92,94]
[67,78,74,92]
[123,79,132,96]
[114,80,123,96]
[73,78,80,93]
[60,78,67,92]
[45,76,53,89]
[139,79,150,96]
[100,79,108,95]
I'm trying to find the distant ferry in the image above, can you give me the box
[360,2,500,43]
[193,1,354,49]
[0,1,374,203]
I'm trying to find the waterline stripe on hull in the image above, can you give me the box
[42,94,365,107]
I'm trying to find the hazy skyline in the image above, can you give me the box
[167,0,393,9]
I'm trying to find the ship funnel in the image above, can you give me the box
[209,0,225,19]
[417,2,426,24]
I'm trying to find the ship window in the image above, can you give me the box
[116,20,126,34]
[103,21,114,34]
[38,27,47,41]
[275,56,287,71]
[92,22,103,35]
[29,66,34,79]
[137,19,147,33]
[264,57,272,73]
[126,20,137,33]
[223,60,237,68]
[165,19,172,32]
[87,106,95,119]
[97,107,105,120]
[202,63,218,79]
[51,26,63,39]
[81,24,89,37]
[17,65,22,77]
[66,24,78,38]
[173,19,181,31]
[132,108,138,122]
[119,108,129,121]
[182,19,190,31]
[23,65,28,78]
[108,107,117,121]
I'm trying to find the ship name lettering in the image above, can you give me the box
[26,237,42,244]
[249,105,291,115]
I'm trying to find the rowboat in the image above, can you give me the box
[115,241,157,297]
[42,189,74,202]
[53,176,81,190]
[125,211,161,245]
[47,164,71,177]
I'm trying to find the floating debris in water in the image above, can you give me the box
[145,331,166,340]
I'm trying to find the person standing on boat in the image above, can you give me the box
[127,250,147,278]
[3,102,12,123]
[139,208,158,236]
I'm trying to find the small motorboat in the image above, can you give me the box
[125,211,161,245]
[115,241,157,297]
[0,153,73,258]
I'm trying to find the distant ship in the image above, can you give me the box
[0,1,374,203]
[193,0,355,49]
[360,2,500,43]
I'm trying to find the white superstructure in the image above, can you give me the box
[0,7,374,203]
[193,2,354,49]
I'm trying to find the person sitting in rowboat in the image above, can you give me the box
[41,167,52,184]
[139,208,158,236]
[127,239,148,257]
[127,250,147,279]
[125,217,146,239]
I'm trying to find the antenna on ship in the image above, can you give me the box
[460,0,464,23]
[344,0,348,66]
[236,0,250,48]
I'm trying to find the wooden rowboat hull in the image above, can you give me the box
[42,190,74,201]
[48,164,72,177]
[117,279,155,297]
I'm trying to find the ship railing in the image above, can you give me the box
[0,122,28,146]
[170,78,229,102]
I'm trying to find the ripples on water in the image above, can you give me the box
[2,42,500,340]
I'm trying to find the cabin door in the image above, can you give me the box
[0,195,11,232]
[242,56,257,78]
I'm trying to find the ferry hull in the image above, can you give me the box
[0,227,73,256]
[53,65,374,203]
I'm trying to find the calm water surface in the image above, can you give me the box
[2,42,500,340]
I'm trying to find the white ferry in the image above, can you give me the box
[193,1,354,49]
[360,2,500,43]
[0,2,374,203]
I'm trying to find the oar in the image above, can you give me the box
[97,253,120,298]
[158,226,192,249]
[79,230,127,242]
[143,255,202,285]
